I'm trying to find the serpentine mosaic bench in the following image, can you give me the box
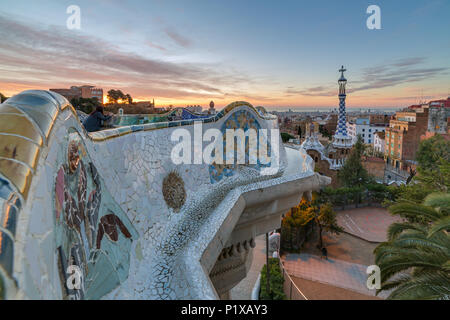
[0,90,328,299]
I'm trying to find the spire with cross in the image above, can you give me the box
[332,65,353,149]
[339,65,346,78]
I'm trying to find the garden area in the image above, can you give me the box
[259,258,286,300]
[279,134,450,300]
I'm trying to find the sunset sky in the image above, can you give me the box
[0,0,449,108]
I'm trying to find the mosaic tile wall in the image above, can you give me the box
[54,132,138,299]
[0,90,318,300]
[111,107,211,127]
[209,109,272,183]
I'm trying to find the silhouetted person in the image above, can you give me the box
[321,247,328,260]
[83,106,112,132]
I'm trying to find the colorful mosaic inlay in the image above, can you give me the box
[209,109,272,183]
[89,101,276,142]
[54,132,137,300]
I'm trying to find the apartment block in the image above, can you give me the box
[384,106,429,171]
[50,85,103,102]
[346,117,387,145]
[422,97,450,140]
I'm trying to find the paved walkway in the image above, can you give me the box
[291,276,381,300]
[283,253,388,298]
[230,235,266,300]
[336,207,401,242]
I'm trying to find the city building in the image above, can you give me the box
[50,85,103,102]
[369,114,390,125]
[374,131,385,153]
[422,97,450,140]
[347,117,387,145]
[384,105,429,171]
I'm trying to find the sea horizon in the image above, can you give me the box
[265,106,403,113]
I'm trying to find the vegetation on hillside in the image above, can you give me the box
[385,134,450,205]
[416,134,450,172]
[375,134,450,299]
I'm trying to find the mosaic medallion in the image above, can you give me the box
[162,171,186,212]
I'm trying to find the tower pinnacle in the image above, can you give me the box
[339,65,347,78]
[332,65,353,149]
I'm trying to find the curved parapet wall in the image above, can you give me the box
[89,101,276,142]
[0,90,327,299]
[111,107,214,127]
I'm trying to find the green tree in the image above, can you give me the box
[374,192,450,299]
[294,195,343,249]
[313,202,343,249]
[281,132,294,143]
[386,137,450,205]
[338,135,371,187]
[259,258,286,300]
[107,89,133,104]
[107,89,124,103]
[319,125,332,140]
[416,134,450,172]
[281,197,315,251]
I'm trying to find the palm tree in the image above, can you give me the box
[374,193,450,300]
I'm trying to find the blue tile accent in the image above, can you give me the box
[0,230,14,274]
[1,204,18,236]
[0,178,14,201]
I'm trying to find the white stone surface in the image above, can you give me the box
[7,101,328,300]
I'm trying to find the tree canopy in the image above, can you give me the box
[375,192,450,299]
[283,195,343,249]
[107,89,133,104]
[416,134,450,172]
[375,134,450,299]
[337,135,371,187]
[387,135,450,205]
[281,132,295,143]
